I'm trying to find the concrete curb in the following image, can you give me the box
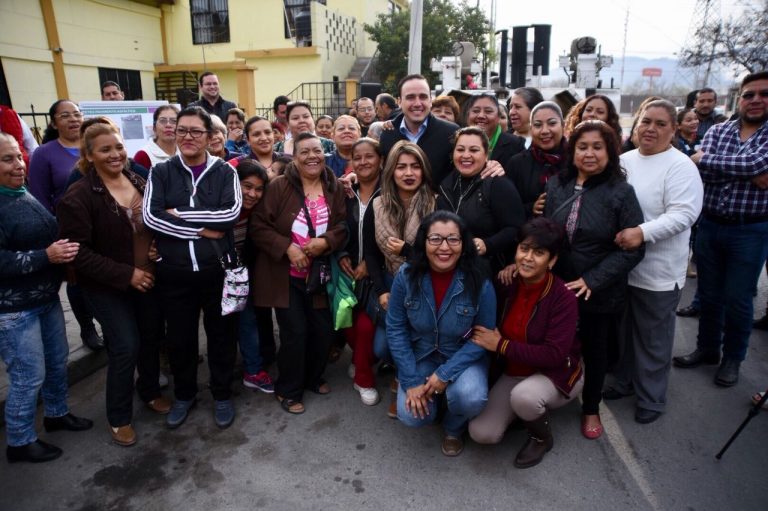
[0,346,107,427]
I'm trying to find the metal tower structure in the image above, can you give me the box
[676,0,721,89]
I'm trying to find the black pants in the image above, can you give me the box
[579,310,620,415]
[157,265,237,402]
[256,306,276,366]
[82,287,162,426]
[274,277,334,401]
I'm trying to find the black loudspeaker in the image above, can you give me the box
[511,26,528,88]
[532,24,551,76]
[360,83,382,101]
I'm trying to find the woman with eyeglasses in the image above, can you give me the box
[143,106,242,431]
[274,101,336,156]
[29,100,105,352]
[28,100,83,214]
[134,105,179,170]
[208,115,243,162]
[387,211,496,457]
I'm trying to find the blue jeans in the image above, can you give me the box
[239,293,263,374]
[696,218,768,361]
[396,352,488,437]
[0,300,69,446]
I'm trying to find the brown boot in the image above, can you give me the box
[514,413,553,468]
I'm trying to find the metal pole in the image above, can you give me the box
[408,0,423,75]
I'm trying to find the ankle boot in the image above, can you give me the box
[514,413,553,469]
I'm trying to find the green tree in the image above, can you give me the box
[364,0,489,92]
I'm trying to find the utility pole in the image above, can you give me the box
[408,0,423,75]
[620,5,629,89]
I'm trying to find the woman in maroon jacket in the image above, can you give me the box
[57,123,166,447]
[468,217,583,468]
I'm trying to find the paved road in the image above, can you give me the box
[1,279,766,511]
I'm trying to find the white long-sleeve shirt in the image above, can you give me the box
[621,147,703,292]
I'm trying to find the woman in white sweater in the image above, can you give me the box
[607,99,703,424]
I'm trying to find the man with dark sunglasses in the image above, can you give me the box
[674,71,768,387]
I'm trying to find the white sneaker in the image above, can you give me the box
[347,364,356,379]
[354,384,380,406]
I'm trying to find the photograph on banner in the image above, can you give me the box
[79,101,180,156]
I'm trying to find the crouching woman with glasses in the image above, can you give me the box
[387,211,496,457]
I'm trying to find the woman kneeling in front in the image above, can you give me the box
[469,217,583,468]
[387,211,496,457]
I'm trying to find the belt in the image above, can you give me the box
[704,214,768,226]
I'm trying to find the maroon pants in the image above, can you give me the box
[344,310,376,388]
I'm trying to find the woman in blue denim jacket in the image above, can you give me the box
[387,211,496,457]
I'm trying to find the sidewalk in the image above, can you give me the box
[0,288,108,423]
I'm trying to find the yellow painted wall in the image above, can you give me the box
[251,56,323,110]
[0,0,162,111]
[1,58,58,114]
[162,1,295,66]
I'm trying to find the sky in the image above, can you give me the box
[473,0,745,64]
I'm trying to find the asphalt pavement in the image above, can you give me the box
[0,277,766,511]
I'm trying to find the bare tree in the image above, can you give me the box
[680,0,768,74]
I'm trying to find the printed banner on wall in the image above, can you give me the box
[79,101,179,157]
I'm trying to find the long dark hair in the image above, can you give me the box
[559,120,625,187]
[405,211,484,306]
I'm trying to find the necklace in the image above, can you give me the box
[306,196,319,209]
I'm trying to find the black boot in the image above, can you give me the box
[514,413,553,469]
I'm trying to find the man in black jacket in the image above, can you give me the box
[189,72,237,121]
[378,74,459,186]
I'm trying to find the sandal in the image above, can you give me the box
[751,391,767,409]
[277,395,305,414]
[309,379,331,395]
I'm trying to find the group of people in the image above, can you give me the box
[2,70,767,468]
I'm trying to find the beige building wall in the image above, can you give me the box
[0,0,162,112]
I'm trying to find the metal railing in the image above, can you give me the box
[359,49,380,84]
[18,105,49,144]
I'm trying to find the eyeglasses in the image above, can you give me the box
[426,234,462,247]
[740,90,768,100]
[157,117,177,126]
[357,107,375,113]
[175,127,208,138]
[55,111,83,120]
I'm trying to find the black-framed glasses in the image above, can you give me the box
[740,90,768,100]
[426,234,462,247]
[175,127,208,138]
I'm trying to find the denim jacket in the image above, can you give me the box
[387,264,497,390]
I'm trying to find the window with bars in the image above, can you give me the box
[190,0,230,45]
